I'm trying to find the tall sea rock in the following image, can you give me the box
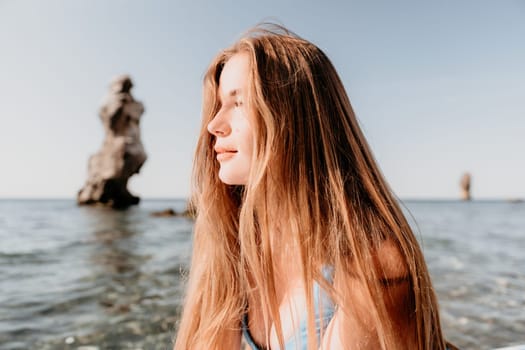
[78,75,147,209]
[460,172,472,201]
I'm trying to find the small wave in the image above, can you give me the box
[0,238,94,261]
[0,251,59,265]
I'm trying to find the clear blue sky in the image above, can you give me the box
[1,0,524,199]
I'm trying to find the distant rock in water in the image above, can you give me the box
[77,75,147,209]
[151,205,195,219]
[460,172,472,201]
[151,208,177,217]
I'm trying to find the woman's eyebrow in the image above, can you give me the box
[229,88,241,97]
[217,88,243,105]
[225,89,241,100]
[219,88,241,101]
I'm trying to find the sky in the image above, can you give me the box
[0,0,524,199]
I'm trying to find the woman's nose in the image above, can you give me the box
[207,111,231,137]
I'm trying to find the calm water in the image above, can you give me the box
[0,199,524,349]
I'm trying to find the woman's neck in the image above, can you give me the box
[267,223,304,289]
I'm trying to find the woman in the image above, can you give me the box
[175,24,454,350]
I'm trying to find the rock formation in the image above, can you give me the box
[460,172,472,201]
[150,202,196,219]
[78,75,147,209]
[151,208,177,217]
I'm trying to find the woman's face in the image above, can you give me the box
[207,53,254,185]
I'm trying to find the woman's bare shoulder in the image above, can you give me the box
[372,238,410,284]
[326,238,416,348]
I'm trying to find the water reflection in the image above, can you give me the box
[3,200,189,350]
[83,206,151,315]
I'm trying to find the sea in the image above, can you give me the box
[0,199,524,350]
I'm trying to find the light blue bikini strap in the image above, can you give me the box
[242,267,336,350]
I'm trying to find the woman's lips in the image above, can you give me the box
[215,147,238,161]
[217,151,237,161]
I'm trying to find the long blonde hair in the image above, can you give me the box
[175,24,447,350]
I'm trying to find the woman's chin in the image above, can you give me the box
[218,171,247,186]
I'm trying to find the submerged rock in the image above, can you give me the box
[78,75,147,209]
[151,208,177,217]
[150,203,196,218]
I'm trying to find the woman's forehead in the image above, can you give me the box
[217,53,251,102]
